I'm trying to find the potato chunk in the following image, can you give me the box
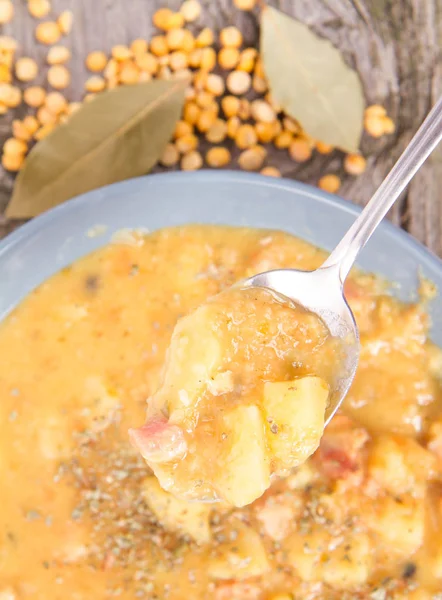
[208,520,270,580]
[367,494,425,555]
[263,377,329,472]
[142,476,212,544]
[286,526,372,589]
[158,304,223,427]
[368,434,437,497]
[216,404,271,507]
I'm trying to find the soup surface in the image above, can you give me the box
[1,225,441,600]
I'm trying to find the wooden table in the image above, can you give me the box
[1,0,441,256]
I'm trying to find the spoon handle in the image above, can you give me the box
[321,96,442,282]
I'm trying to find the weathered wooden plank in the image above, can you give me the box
[0,0,440,256]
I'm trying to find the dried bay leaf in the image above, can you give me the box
[6,79,187,218]
[260,6,364,153]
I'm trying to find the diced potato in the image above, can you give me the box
[208,520,270,580]
[287,526,371,589]
[142,476,212,544]
[368,435,437,497]
[367,494,425,555]
[263,377,329,471]
[158,305,222,426]
[322,533,372,589]
[345,354,436,437]
[215,405,270,507]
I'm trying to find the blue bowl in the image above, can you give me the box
[0,171,441,345]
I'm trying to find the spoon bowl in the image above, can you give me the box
[243,264,358,424]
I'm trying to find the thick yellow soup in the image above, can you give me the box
[0,225,441,600]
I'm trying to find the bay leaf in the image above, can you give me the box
[260,6,364,153]
[6,79,187,218]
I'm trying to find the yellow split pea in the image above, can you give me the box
[34,123,55,140]
[260,166,281,177]
[23,86,46,108]
[206,147,231,168]
[221,95,240,118]
[160,143,180,167]
[238,48,257,72]
[218,47,240,70]
[57,10,73,35]
[3,137,27,155]
[135,52,158,75]
[28,0,51,19]
[219,26,243,48]
[274,131,293,149]
[255,122,279,144]
[0,0,13,24]
[226,70,251,95]
[289,138,312,162]
[180,0,201,22]
[235,124,258,149]
[344,153,367,175]
[181,150,203,171]
[47,64,70,89]
[12,120,33,142]
[0,84,22,108]
[37,105,57,125]
[234,0,257,9]
[196,109,217,133]
[196,28,214,48]
[45,91,68,115]
[316,141,334,154]
[2,153,25,172]
[205,118,227,143]
[174,120,193,139]
[47,46,71,65]
[150,36,169,57]
[85,75,106,93]
[176,133,199,154]
[15,57,39,82]
[112,45,132,62]
[35,21,61,45]
[119,61,139,85]
[86,51,108,72]
[153,8,184,31]
[238,145,266,171]
[318,174,341,193]
[250,100,276,123]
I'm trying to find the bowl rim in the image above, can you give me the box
[1,170,441,276]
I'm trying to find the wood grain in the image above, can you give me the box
[0,0,440,256]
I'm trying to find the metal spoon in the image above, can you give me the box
[243,97,442,426]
